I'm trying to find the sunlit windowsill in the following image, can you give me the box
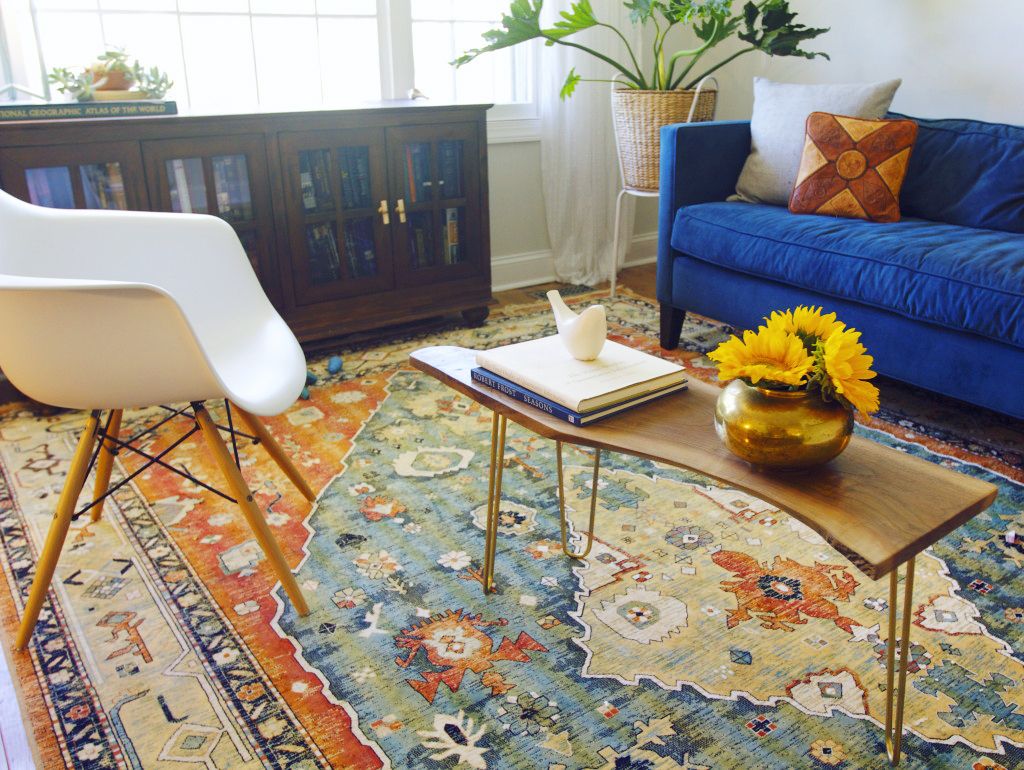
[487,116,541,145]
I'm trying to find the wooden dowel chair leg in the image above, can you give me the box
[231,404,316,503]
[91,409,122,522]
[15,412,101,650]
[194,404,309,616]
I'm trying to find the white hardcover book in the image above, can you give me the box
[475,335,686,413]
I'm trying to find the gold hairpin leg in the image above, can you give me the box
[556,441,601,560]
[884,556,916,765]
[482,412,506,593]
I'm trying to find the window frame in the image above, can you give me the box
[5,0,540,143]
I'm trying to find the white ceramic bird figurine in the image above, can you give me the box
[547,290,607,361]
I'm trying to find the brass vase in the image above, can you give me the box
[714,380,854,469]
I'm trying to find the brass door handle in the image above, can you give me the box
[395,198,407,224]
[377,199,390,225]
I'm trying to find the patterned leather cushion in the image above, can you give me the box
[789,112,918,223]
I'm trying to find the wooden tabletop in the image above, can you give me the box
[410,346,998,580]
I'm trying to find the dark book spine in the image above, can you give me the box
[471,368,584,425]
[354,150,371,209]
[339,148,356,209]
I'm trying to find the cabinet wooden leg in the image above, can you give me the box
[194,403,309,616]
[15,412,100,650]
[660,303,685,350]
[462,307,490,327]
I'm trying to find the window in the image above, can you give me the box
[2,0,537,134]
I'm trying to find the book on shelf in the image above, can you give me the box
[405,143,431,203]
[410,218,431,268]
[300,149,334,213]
[442,207,460,264]
[471,367,687,425]
[168,158,198,213]
[0,100,177,121]
[212,155,253,222]
[305,222,342,284]
[339,147,371,210]
[438,141,462,198]
[80,162,127,210]
[25,167,74,209]
[342,219,377,278]
[475,335,687,413]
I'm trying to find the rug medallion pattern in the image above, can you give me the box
[1,291,1022,769]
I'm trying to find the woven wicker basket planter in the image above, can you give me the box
[612,87,717,191]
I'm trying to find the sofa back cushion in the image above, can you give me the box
[893,113,1024,233]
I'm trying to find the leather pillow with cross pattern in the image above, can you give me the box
[789,112,918,223]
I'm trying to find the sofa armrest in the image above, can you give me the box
[657,120,751,303]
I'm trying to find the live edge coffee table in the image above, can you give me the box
[410,345,997,766]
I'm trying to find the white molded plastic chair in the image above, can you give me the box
[0,190,314,649]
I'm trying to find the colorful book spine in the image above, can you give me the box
[444,208,460,264]
[472,368,590,425]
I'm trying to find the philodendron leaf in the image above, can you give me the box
[545,0,600,41]
[624,0,661,24]
[560,67,582,100]
[452,0,544,66]
[738,0,829,60]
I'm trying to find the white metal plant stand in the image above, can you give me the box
[608,76,718,297]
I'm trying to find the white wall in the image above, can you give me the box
[717,0,1024,124]
[488,0,1024,288]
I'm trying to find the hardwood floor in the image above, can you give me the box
[493,263,657,308]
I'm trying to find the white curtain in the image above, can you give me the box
[539,1,637,287]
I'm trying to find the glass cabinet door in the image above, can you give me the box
[280,129,394,305]
[387,124,480,286]
[0,141,146,211]
[142,135,273,285]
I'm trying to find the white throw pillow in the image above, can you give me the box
[733,77,902,205]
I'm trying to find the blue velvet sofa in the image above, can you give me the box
[657,114,1024,418]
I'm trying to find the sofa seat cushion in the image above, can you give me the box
[670,201,1024,348]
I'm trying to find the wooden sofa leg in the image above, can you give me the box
[660,304,685,350]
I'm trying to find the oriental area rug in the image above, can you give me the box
[1,289,1023,770]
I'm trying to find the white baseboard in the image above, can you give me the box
[491,231,658,292]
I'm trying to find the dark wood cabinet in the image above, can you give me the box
[0,103,493,343]
[141,134,277,290]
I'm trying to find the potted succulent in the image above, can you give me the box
[455,0,829,190]
[87,49,134,92]
[49,49,173,102]
[708,306,879,469]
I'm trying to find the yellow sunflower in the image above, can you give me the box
[708,326,814,387]
[821,327,880,414]
[765,305,845,348]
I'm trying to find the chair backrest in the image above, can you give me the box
[0,190,299,411]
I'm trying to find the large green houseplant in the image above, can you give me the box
[456,0,829,189]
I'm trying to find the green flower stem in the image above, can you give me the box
[541,34,645,88]
[596,22,642,88]
[666,19,720,89]
[682,45,757,90]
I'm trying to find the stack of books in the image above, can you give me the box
[473,335,687,426]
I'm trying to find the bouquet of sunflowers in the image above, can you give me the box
[708,306,879,414]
